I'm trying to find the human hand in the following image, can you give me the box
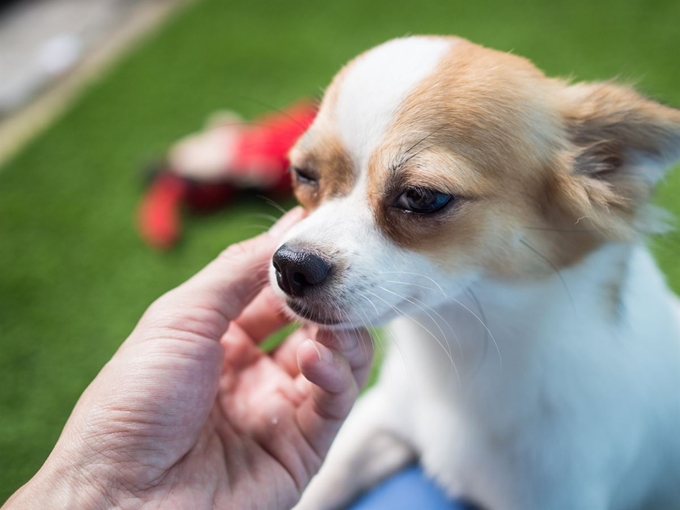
[5,207,374,510]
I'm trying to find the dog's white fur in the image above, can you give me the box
[271,37,680,510]
[334,37,454,167]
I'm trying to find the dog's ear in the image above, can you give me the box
[563,82,680,204]
[549,82,680,237]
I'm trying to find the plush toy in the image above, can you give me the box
[138,101,317,250]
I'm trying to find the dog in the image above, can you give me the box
[269,36,680,510]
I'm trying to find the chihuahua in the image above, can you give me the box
[270,36,680,510]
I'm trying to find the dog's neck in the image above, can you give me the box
[469,241,635,339]
[405,241,676,384]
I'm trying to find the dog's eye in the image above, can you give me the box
[291,167,318,185]
[394,187,452,213]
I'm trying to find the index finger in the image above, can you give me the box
[144,207,304,340]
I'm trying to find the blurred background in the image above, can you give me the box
[0,0,679,501]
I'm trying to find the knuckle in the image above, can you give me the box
[219,240,251,261]
[218,235,272,266]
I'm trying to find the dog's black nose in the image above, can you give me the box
[273,245,331,297]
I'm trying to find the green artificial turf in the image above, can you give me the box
[1,0,679,501]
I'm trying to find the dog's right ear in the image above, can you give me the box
[562,83,680,199]
[554,82,680,235]
[549,83,680,238]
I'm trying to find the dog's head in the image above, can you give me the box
[270,36,680,327]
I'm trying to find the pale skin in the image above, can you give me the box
[4,207,374,510]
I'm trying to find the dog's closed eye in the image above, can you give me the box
[393,187,453,214]
[291,166,318,185]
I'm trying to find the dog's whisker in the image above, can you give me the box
[356,295,389,353]
[355,302,390,379]
[519,238,577,319]
[246,212,280,225]
[376,271,447,296]
[464,287,491,377]
[404,126,443,156]
[523,226,595,234]
[409,293,465,365]
[345,308,371,365]
[378,286,449,348]
[376,286,461,387]
[237,224,273,234]
[383,280,439,292]
[344,306,380,366]
[337,309,352,352]
[391,126,446,172]
[380,278,465,361]
[446,293,503,370]
[367,289,461,387]
[256,195,289,215]
[359,293,381,318]
[359,294,414,391]
[378,277,465,365]
[401,141,437,167]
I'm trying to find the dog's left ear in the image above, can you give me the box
[563,82,680,204]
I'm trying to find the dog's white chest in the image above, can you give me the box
[380,245,680,509]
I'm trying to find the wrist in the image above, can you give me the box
[4,457,118,510]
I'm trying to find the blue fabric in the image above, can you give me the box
[349,465,478,510]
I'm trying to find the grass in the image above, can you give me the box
[1,0,679,501]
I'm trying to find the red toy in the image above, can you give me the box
[138,101,317,250]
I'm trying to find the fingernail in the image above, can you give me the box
[269,207,305,237]
[305,338,333,363]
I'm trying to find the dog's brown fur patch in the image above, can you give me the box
[364,39,680,279]
[367,39,577,277]
[289,132,355,210]
[288,65,358,210]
